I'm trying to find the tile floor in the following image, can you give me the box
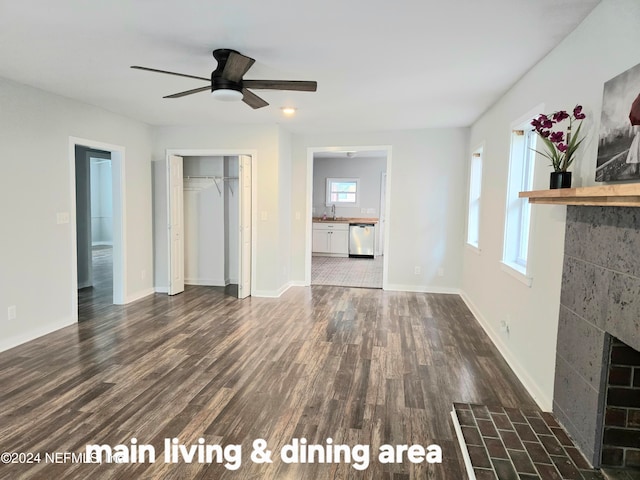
[453,402,606,480]
[311,255,383,288]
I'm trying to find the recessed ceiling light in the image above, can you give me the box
[281,107,297,116]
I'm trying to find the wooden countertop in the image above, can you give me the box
[312,217,378,224]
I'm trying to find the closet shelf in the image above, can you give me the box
[183,176,239,195]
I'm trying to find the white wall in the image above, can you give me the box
[313,156,386,219]
[151,124,289,296]
[183,156,226,285]
[0,76,153,352]
[278,128,293,289]
[290,128,469,291]
[461,0,640,410]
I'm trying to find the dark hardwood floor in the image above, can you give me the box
[0,281,537,479]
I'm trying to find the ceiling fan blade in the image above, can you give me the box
[131,66,210,82]
[222,51,255,82]
[163,85,211,99]
[242,80,317,92]
[242,89,269,109]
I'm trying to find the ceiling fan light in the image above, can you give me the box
[211,88,243,102]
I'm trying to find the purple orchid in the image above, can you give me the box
[552,111,570,122]
[532,104,586,172]
[549,131,564,143]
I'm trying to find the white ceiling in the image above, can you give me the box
[0,0,600,134]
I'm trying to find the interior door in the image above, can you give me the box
[238,154,252,299]
[168,154,185,295]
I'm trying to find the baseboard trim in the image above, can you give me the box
[184,278,227,287]
[252,282,294,298]
[155,286,169,294]
[384,284,460,294]
[125,288,155,304]
[0,318,76,353]
[459,291,552,411]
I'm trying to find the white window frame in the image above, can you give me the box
[466,145,484,250]
[325,177,360,207]
[502,107,540,286]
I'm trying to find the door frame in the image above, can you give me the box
[69,136,127,316]
[165,148,257,297]
[305,145,392,289]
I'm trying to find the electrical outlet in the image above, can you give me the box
[8,305,16,321]
[295,211,301,220]
[261,211,268,221]
[437,267,445,277]
[141,269,146,280]
[414,266,421,275]
[56,212,70,224]
[361,208,366,214]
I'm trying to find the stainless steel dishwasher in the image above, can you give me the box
[349,223,375,258]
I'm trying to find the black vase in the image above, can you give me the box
[550,171,572,189]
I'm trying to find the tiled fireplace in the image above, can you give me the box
[553,205,640,471]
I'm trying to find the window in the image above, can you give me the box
[326,178,359,206]
[466,146,483,248]
[502,117,537,281]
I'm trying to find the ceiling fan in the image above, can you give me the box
[131,48,317,109]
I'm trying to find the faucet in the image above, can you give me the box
[331,204,336,220]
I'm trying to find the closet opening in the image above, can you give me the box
[166,150,254,300]
[183,156,239,297]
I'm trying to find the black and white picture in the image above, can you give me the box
[596,62,640,182]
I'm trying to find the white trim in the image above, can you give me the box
[465,243,481,255]
[500,261,533,287]
[165,149,257,297]
[252,282,295,298]
[125,288,155,304]
[155,286,170,294]
[450,411,477,480]
[460,291,552,411]
[465,141,485,249]
[0,318,76,353]
[325,177,360,207]
[69,137,127,317]
[384,284,460,294]
[185,278,228,286]
[305,145,392,290]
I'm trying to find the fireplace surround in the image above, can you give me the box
[553,205,640,470]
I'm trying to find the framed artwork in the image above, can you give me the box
[595,62,640,182]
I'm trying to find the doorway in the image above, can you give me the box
[306,146,391,289]
[166,149,255,299]
[70,137,126,320]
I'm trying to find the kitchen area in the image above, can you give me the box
[311,150,387,289]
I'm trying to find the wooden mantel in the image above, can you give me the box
[519,183,640,207]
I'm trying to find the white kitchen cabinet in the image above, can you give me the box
[312,222,349,256]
